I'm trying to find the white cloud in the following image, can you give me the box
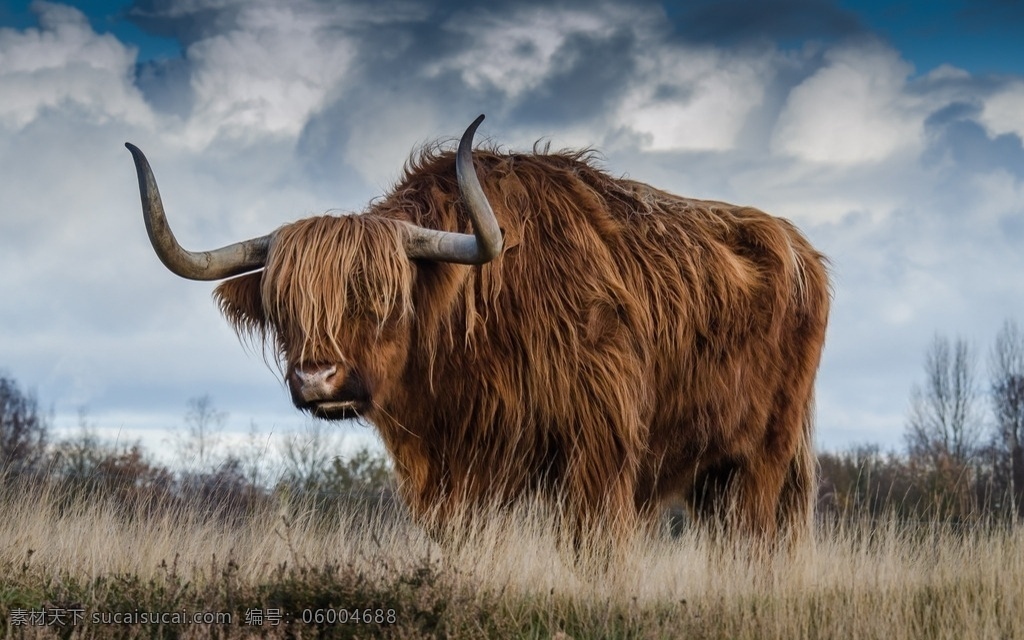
[772,42,925,164]
[616,46,774,152]
[341,102,442,187]
[0,2,151,128]
[428,7,630,100]
[978,80,1024,142]
[923,63,971,82]
[182,3,356,147]
[966,169,1024,222]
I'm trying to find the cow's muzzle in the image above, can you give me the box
[288,363,371,420]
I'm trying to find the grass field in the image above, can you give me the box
[1,483,1022,639]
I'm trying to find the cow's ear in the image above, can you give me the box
[214,273,265,337]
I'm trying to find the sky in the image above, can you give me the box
[1,0,1023,464]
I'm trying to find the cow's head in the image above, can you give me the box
[126,116,502,420]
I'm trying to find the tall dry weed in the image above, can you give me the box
[1,481,1021,638]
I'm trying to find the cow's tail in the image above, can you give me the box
[777,394,817,546]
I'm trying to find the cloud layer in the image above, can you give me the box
[2,0,1023,453]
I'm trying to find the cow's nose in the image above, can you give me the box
[294,365,338,401]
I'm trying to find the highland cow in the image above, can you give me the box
[126,115,830,545]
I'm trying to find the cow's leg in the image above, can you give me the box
[689,461,737,529]
[559,420,643,556]
[689,457,787,548]
[728,459,789,547]
[775,411,816,546]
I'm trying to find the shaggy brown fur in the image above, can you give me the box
[215,145,830,546]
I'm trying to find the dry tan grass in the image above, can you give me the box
[1,483,1022,639]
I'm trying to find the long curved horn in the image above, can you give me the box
[402,114,503,264]
[125,143,273,280]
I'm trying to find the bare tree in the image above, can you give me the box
[49,407,104,484]
[279,419,340,492]
[989,319,1024,518]
[277,422,393,510]
[173,395,227,471]
[906,335,983,469]
[0,373,49,478]
[231,420,274,490]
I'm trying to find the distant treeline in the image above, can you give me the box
[3,318,1024,526]
[815,321,1024,524]
[0,375,395,520]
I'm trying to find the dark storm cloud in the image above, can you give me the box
[134,57,191,116]
[125,0,573,55]
[123,0,659,131]
[507,28,641,127]
[924,102,1024,180]
[365,2,647,130]
[216,0,664,176]
[662,0,864,46]
[126,0,245,44]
